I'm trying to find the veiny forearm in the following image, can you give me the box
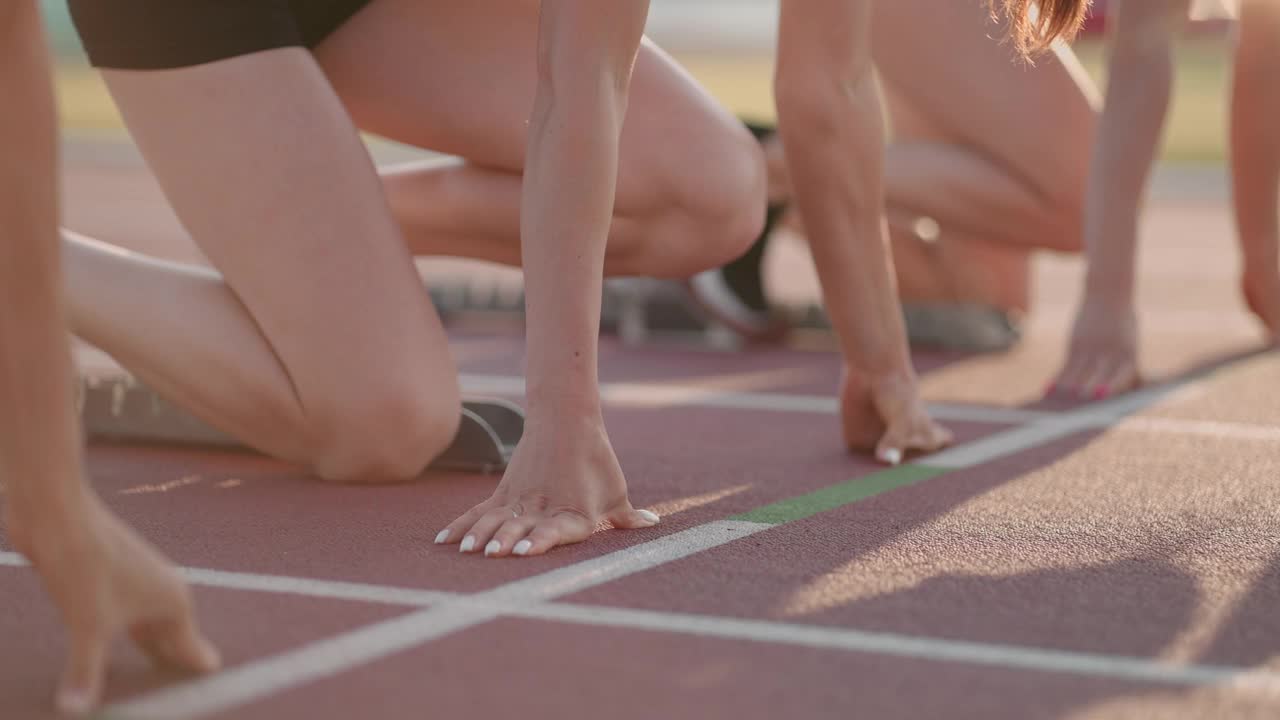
[0,1,89,540]
[1231,0,1280,274]
[521,1,647,415]
[776,0,910,379]
[1082,2,1185,301]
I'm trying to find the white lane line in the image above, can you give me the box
[1113,416,1280,442]
[104,603,498,720]
[460,373,1051,425]
[105,521,772,720]
[928,403,1051,424]
[177,568,455,608]
[12,547,1277,696]
[484,520,770,601]
[515,603,1280,692]
[923,377,1224,469]
[457,373,526,396]
[923,414,1099,469]
[462,373,1280,441]
[0,551,457,607]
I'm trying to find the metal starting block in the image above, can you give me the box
[79,375,523,475]
[602,278,743,349]
[429,277,1021,353]
[428,278,742,348]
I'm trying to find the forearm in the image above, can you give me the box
[776,0,910,380]
[1082,2,1185,301]
[0,2,89,543]
[1231,0,1280,275]
[521,1,647,415]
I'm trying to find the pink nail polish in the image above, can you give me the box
[1093,386,1109,400]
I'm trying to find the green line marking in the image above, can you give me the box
[731,464,947,525]
[727,351,1269,527]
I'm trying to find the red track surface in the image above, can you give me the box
[0,143,1277,719]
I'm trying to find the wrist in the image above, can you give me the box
[1082,268,1136,306]
[1242,264,1280,290]
[524,381,603,422]
[5,488,99,561]
[845,363,916,392]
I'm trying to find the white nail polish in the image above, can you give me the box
[484,540,501,557]
[881,448,903,466]
[513,540,532,556]
[434,529,450,545]
[637,509,660,524]
[57,690,92,715]
[459,535,476,553]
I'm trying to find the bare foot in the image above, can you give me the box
[435,413,658,558]
[1243,269,1280,345]
[841,368,954,465]
[1050,298,1141,400]
[13,500,220,714]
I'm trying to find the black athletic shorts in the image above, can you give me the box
[68,0,375,70]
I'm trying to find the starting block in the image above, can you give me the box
[79,374,523,475]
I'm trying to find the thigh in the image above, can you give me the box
[99,50,457,413]
[873,0,1099,195]
[312,0,748,211]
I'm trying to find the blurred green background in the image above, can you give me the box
[43,2,1233,165]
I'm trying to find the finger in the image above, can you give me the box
[874,423,909,466]
[58,627,108,716]
[435,498,499,547]
[458,506,517,554]
[1072,359,1111,398]
[1077,355,1114,399]
[605,502,660,531]
[1053,354,1095,397]
[909,419,954,454]
[1045,359,1079,397]
[1089,358,1141,399]
[484,515,539,558]
[512,513,595,558]
[132,613,221,673]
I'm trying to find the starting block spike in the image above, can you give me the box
[79,374,523,475]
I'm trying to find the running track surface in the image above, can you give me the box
[0,142,1277,719]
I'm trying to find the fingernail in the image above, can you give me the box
[484,540,501,557]
[1044,382,1057,396]
[879,448,902,466]
[197,638,223,671]
[513,540,533,556]
[1093,386,1109,400]
[56,689,92,715]
[459,535,476,553]
[637,509,660,525]
[434,529,450,545]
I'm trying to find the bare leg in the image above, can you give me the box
[66,49,462,482]
[315,0,766,279]
[875,0,1099,253]
[877,83,1037,312]
[1,5,218,713]
[1052,0,1191,399]
[1232,0,1280,341]
[747,0,1098,313]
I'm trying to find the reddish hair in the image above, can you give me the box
[994,0,1092,56]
